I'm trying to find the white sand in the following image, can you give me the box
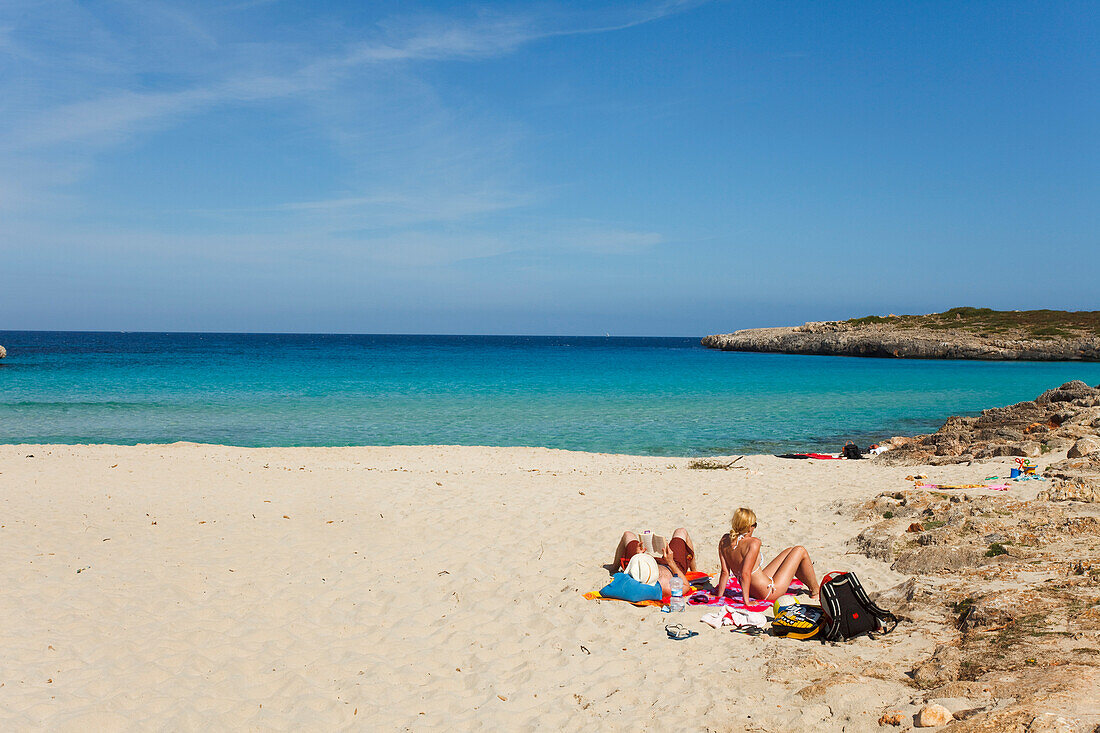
[0,444,1039,730]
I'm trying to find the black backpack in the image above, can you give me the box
[819,571,898,641]
[842,442,863,460]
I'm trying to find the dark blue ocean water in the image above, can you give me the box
[2,331,1100,455]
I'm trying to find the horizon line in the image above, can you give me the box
[0,328,709,339]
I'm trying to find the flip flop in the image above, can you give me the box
[665,624,698,641]
[730,625,765,636]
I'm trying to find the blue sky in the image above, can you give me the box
[2,0,1097,335]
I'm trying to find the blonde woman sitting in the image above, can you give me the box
[716,508,819,602]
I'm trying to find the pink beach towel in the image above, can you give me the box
[687,577,808,612]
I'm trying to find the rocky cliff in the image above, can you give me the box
[703,309,1100,361]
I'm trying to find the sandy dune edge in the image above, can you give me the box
[0,444,1042,731]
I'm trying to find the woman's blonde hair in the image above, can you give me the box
[731,507,757,537]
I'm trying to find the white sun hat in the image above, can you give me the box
[625,553,660,585]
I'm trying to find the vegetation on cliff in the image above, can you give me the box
[703,308,1100,361]
[847,307,1100,340]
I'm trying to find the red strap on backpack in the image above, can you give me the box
[820,571,847,587]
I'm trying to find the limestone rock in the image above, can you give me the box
[1036,380,1096,404]
[1041,454,1100,502]
[702,323,1100,361]
[1037,482,1100,503]
[796,672,862,700]
[915,703,953,727]
[872,381,1100,466]
[851,522,903,561]
[1025,715,1076,733]
[1067,436,1099,458]
[943,667,1100,732]
[988,443,1029,457]
[1017,441,1043,457]
[1042,437,1076,452]
[1044,454,1100,480]
[910,645,961,689]
[871,576,945,623]
[0,344,5,358]
[893,546,986,574]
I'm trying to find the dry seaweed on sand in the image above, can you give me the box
[687,456,744,470]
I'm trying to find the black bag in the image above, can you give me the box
[819,571,898,641]
[842,441,863,459]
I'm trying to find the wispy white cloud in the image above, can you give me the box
[6,1,703,149]
[562,226,664,254]
[15,87,218,148]
[278,189,533,221]
[1,0,694,272]
[2,211,662,269]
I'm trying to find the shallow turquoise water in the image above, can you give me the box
[2,331,1099,455]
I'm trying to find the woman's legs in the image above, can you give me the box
[762,545,820,600]
[614,531,642,569]
[669,527,696,572]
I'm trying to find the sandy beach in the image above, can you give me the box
[2,442,1074,731]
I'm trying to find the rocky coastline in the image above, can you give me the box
[702,316,1100,361]
[876,380,1100,499]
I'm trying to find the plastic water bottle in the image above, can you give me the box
[670,576,685,611]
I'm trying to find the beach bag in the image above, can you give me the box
[771,603,824,640]
[819,571,898,641]
[842,442,863,460]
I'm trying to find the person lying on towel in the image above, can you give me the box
[612,528,697,598]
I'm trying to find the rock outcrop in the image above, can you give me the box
[702,314,1100,361]
[0,344,6,359]
[1038,453,1100,503]
[874,381,1100,500]
[851,488,1100,730]
[877,381,1100,460]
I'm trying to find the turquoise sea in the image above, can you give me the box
[2,331,1100,456]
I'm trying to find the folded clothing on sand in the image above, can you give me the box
[700,608,768,629]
